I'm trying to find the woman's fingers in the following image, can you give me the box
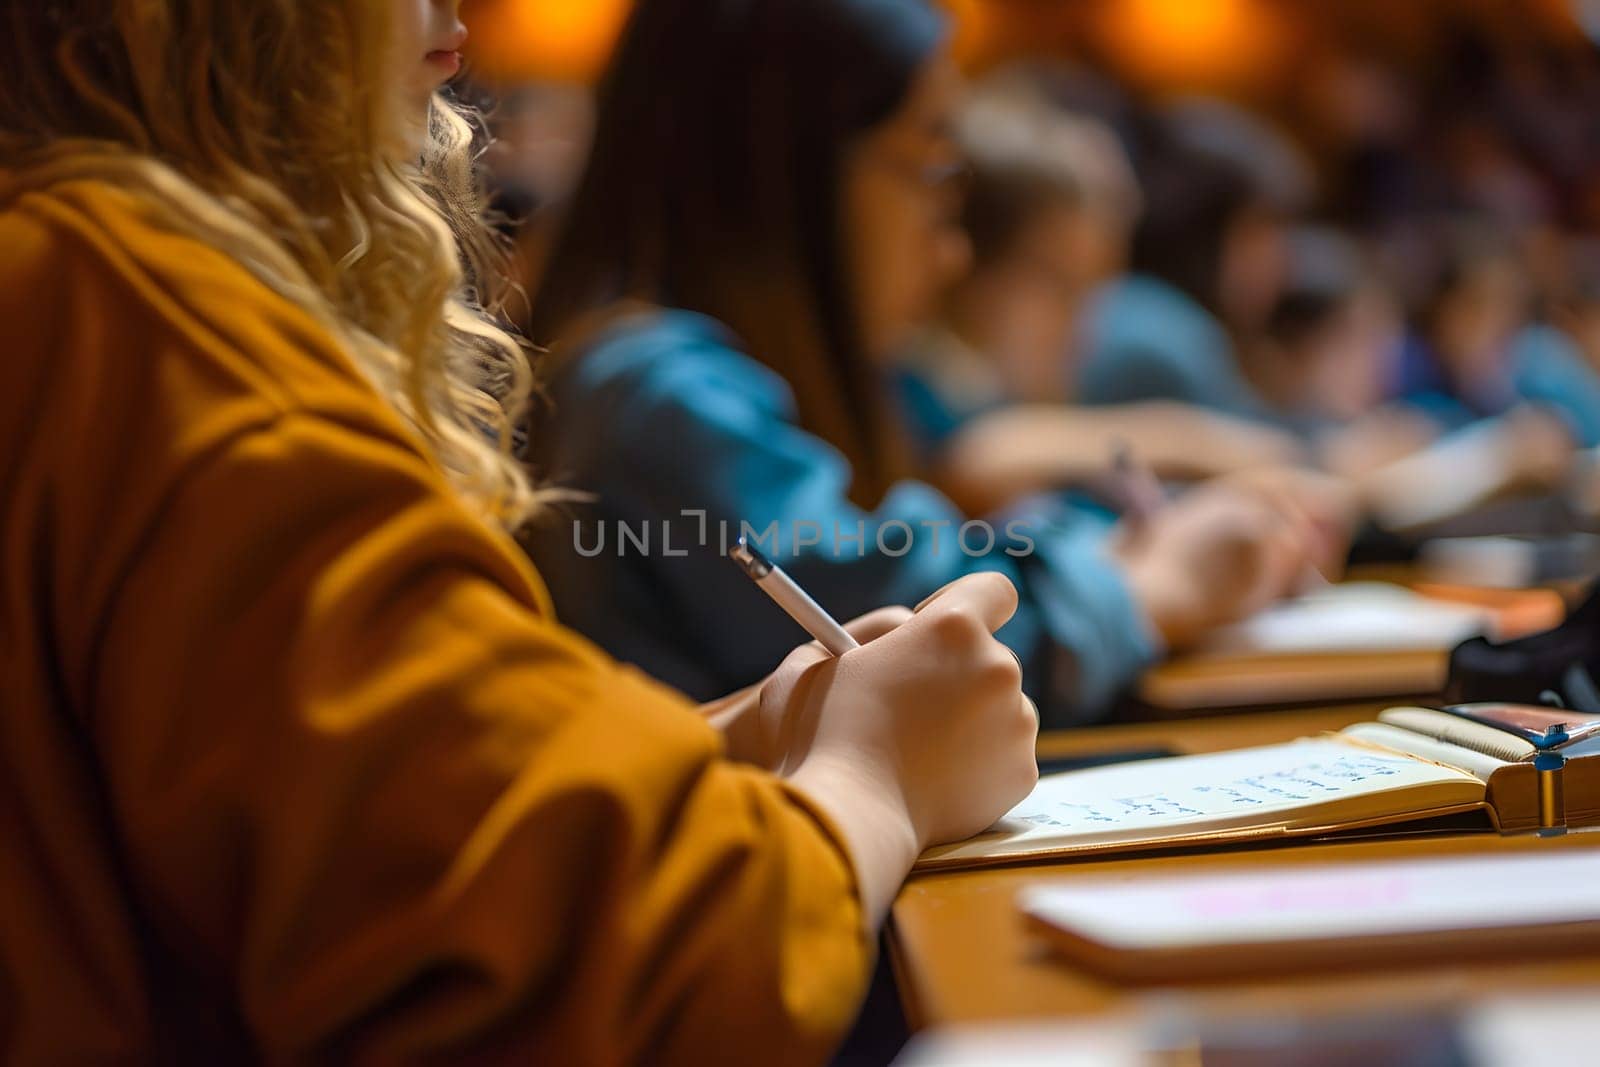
[842,605,914,644]
[909,572,1020,634]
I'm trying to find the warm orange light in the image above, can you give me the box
[1096,0,1285,92]
[944,0,996,67]
[463,0,633,84]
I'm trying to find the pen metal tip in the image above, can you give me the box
[731,535,773,579]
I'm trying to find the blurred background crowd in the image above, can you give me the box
[468,0,1600,518]
[455,0,1600,718]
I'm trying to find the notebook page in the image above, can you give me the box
[1362,418,1517,530]
[1371,707,1533,763]
[1339,722,1509,781]
[918,738,1481,868]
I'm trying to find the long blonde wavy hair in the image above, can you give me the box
[0,1,540,529]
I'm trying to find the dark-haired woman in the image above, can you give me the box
[528,0,1328,722]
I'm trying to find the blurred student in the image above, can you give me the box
[1290,224,1588,529]
[0,1,1039,1061]
[1235,226,1453,481]
[1552,242,1600,380]
[1152,218,1584,529]
[1247,229,1396,426]
[906,76,1141,420]
[1072,119,1578,527]
[1396,223,1600,448]
[898,79,1311,517]
[527,0,1329,723]
[1070,110,1403,453]
[1076,109,1306,421]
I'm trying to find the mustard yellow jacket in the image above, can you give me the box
[0,176,867,1064]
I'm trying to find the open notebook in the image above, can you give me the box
[917,704,1600,871]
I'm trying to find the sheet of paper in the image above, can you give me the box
[1363,417,1516,530]
[921,739,1478,865]
[1195,582,1493,656]
[1022,849,1600,949]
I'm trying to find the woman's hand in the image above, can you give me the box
[767,574,1040,924]
[1503,406,1577,489]
[1214,465,1361,572]
[1112,480,1338,650]
[700,605,913,768]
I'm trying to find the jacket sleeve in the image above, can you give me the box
[1513,325,1600,448]
[83,410,871,1065]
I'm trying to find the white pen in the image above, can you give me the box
[730,535,860,656]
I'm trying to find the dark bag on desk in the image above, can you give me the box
[1446,583,1600,713]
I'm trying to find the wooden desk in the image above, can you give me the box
[890,706,1600,1030]
[1129,581,1566,716]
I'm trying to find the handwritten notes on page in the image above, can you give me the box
[917,739,1483,869]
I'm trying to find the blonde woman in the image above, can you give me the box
[0,2,1037,1061]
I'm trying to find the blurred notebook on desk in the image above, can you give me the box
[1138,582,1564,710]
[1020,849,1600,981]
[916,703,1600,872]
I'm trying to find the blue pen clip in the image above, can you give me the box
[1535,723,1571,751]
[1535,724,1569,835]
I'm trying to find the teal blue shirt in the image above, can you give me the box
[1083,278,1600,451]
[1396,325,1600,446]
[1076,274,1340,440]
[1077,275,1272,419]
[529,310,1157,725]
[1512,326,1600,447]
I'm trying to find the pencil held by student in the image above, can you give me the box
[0,2,1037,1062]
